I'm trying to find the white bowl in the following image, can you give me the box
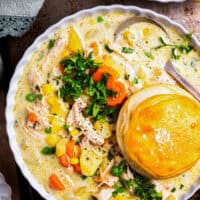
[5,5,200,200]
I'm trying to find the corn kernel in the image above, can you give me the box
[60,49,69,59]
[42,84,53,96]
[70,129,79,137]
[114,195,131,200]
[51,117,63,133]
[122,30,134,46]
[47,96,58,105]
[46,135,59,146]
[56,139,67,157]
[70,158,79,165]
[143,28,150,39]
[89,19,95,25]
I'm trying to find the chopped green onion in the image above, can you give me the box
[97,16,104,23]
[122,47,134,53]
[25,93,35,102]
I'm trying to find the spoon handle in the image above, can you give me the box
[164,60,200,102]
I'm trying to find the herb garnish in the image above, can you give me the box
[125,74,130,80]
[85,75,119,120]
[180,184,184,190]
[48,39,56,49]
[58,51,118,120]
[111,160,127,177]
[122,47,134,53]
[104,44,114,53]
[59,51,99,100]
[111,168,162,200]
[144,51,155,60]
[171,187,176,193]
[155,36,193,60]
[132,77,139,84]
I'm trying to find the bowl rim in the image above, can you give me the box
[5,4,200,200]
[149,0,186,2]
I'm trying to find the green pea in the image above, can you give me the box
[111,166,120,176]
[26,93,35,102]
[45,127,52,134]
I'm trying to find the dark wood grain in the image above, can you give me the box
[1,0,200,199]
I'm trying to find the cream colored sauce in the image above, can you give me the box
[14,11,200,200]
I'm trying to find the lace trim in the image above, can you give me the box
[0,15,35,37]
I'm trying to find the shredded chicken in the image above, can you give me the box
[26,100,50,129]
[29,67,44,91]
[66,98,104,145]
[95,160,119,188]
[94,187,114,200]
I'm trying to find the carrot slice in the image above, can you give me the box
[73,164,81,174]
[92,65,119,82]
[28,112,37,122]
[90,42,99,56]
[66,140,81,158]
[58,154,69,168]
[49,173,65,190]
[59,64,65,74]
[107,81,127,107]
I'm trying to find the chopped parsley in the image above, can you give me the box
[112,182,125,197]
[144,51,154,60]
[171,187,176,193]
[81,175,87,180]
[132,77,139,84]
[97,16,104,23]
[85,75,119,120]
[59,51,99,100]
[180,184,184,190]
[125,74,130,80]
[133,174,162,200]
[48,39,56,49]
[111,160,127,177]
[58,51,119,120]
[122,47,134,53]
[63,124,69,131]
[104,44,114,53]
[111,170,162,200]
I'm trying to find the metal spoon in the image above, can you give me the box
[164,60,200,102]
[114,16,170,41]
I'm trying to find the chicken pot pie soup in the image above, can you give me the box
[13,10,200,200]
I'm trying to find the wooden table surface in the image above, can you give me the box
[1,0,200,199]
